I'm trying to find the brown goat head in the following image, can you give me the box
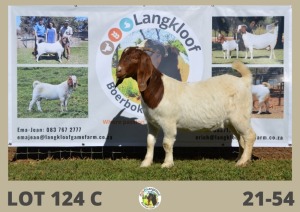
[116,47,154,91]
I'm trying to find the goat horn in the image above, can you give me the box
[115,78,124,87]
[137,47,155,53]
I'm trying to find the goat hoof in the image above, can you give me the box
[235,156,242,162]
[235,159,249,167]
[140,160,152,167]
[161,162,174,168]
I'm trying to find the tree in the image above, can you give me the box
[18,16,88,36]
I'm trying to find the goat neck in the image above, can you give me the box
[140,67,164,109]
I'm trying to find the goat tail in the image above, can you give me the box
[232,61,252,85]
[32,81,41,88]
[262,82,271,89]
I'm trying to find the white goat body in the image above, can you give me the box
[36,38,66,63]
[143,75,247,131]
[221,40,239,59]
[116,47,256,168]
[252,83,271,114]
[238,25,278,59]
[28,75,77,112]
[217,34,239,59]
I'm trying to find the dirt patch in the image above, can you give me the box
[8,147,17,162]
[252,96,284,119]
[252,147,291,160]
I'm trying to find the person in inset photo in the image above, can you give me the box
[46,21,57,43]
[33,18,46,56]
[59,19,73,60]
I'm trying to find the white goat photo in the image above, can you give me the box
[35,37,68,63]
[28,75,78,112]
[212,17,284,64]
[116,47,256,168]
[237,24,279,60]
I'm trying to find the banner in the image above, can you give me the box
[8,5,292,147]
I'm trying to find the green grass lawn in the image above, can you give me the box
[8,158,291,181]
[212,49,284,64]
[17,41,88,64]
[18,67,88,118]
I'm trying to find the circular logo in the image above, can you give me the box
[100,41,114,55]
[108,28,122,42]
[139,187,161,210]
[97,10,203,117]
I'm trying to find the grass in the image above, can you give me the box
[17,67,88,118]
[8,158,292,181]
[112,67,140,100]
[212,49,284,64]
[17,41,88,64]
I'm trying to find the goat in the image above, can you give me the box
[102,42,113,52]
[217,34,239,59]
[237,24,278,59]
[116,47,256,168]
[28,75,78,112]
[252,82,271,114]
[36,37,68,63]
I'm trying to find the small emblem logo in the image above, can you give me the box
[139,187,161,210]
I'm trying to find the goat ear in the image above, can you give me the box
[137,52,153,92]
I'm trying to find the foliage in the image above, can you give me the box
[112,67,139,99]
[18,16,88,36]
[167,39,187,55]
[212,16,282,34]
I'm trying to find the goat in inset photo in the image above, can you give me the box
[28,75,78,112]
[252,82,271,114]
[237,23,278,59]
[35,37,68,63]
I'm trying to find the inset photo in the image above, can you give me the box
[17,16,88,64]
[212,16,284,64]
[212,67,284,119]
[18,67,88,118]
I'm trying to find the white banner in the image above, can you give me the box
[8,5,292,147]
